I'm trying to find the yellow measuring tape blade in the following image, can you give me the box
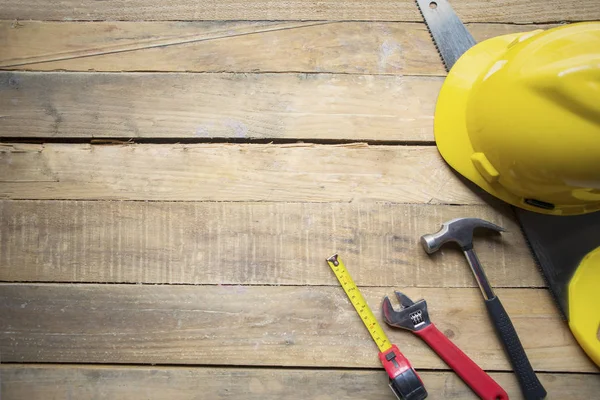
[327,254,392,353]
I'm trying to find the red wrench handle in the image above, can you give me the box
[415,323,508,400]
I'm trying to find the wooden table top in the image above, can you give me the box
[1,1,599,399]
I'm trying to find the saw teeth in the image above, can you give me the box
[415,0,450,72]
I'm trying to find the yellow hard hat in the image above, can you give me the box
[434,22,600,216]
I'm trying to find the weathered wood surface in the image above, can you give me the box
[0,21,439,73]
[0,143,484,203]
[0,72,440,140]
[2,365,599,400]
[1,284,594,372]
[0,0,596,395]
[0,21,552,73]
[0,201,540,287]
[0,0,596,22]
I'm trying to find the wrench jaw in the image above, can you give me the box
[382,292,431,332]
[395,291,416,309]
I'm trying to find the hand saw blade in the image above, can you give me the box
[514,209,600,320]
[514,208,600,367]
[415,0,476,71]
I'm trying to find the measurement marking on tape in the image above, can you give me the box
[327,254,392,353]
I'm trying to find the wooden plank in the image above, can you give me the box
[0,72,440,141]
[0,0,597,23]
[0,21,442,74]
[0,200,542,287]
[0,143,484,203]
[0,21,552,73]
[2,365,599,400]
[0,284,595,372]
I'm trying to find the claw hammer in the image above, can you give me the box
[421,218,546,400]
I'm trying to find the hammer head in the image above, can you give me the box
[420,217,505,253]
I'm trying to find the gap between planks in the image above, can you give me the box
[0,137,438,146]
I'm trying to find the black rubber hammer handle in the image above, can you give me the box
[485,296,547,400]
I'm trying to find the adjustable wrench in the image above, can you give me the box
[383,291,508,400]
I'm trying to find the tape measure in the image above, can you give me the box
[326,254,392,352]
[326,254,428,400]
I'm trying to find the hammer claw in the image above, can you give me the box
[420,217,505,253]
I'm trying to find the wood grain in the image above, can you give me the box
[0,143,484,203]
[0,284,594,372]
[0,21,440,74]
[2,365,599,400]
[0,0,597,22]
[0,21,552,73]
[0,200,541,287]
[0,72,440,140]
